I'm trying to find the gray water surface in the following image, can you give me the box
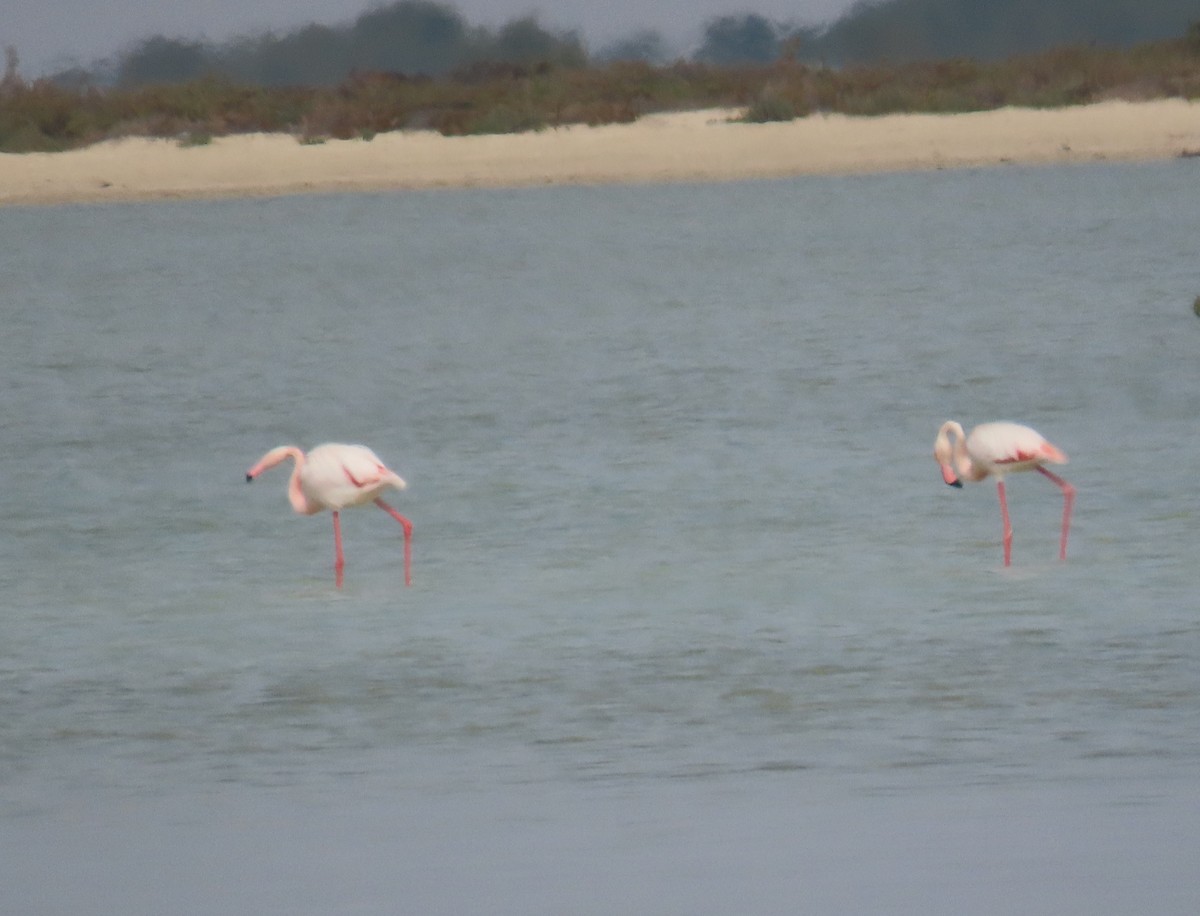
[2,162,1199,913]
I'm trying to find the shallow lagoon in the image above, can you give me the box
[2,162,1199,912]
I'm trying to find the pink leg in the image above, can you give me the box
[996,480,1013,567]
[332,511,345,588]
[375,498,414,587]
[1037,466,1075,561]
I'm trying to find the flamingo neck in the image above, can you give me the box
[286,458,313,514]
[258,446,312,514]
[938,421,982,481]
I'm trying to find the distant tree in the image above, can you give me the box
[350,1,471,74]
[118,36,209,85]
[2,46,21,92]
[46,66,99,91]
[487,16,586,66]
[596,29,669,64]
[804,0,1200,64]
[229,25,353,86]
[1186,19,1200,50]
[695,14,780,65]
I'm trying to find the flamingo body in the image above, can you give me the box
[246,443,412,587]
[293,443,406,513]
[933,421,1075,566]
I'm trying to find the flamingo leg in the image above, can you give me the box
[996,480,1013,567]
[1036,466,1075,561]
[332,510,345,589]
[374,498,414,587]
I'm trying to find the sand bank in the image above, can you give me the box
[3,99,1199,206]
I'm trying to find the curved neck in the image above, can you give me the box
[937,420,979,480]
[252,445,313,514]
[284,452,312,514]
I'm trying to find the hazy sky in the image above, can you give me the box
[6,0,861,77]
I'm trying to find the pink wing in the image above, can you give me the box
[969,422,1067,472]
[301,444,406,509]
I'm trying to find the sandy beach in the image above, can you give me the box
[3,99,1199,206]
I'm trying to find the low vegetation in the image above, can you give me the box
[2,28,1199,154]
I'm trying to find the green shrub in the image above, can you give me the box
[465,103,545,134]
[742,87,797,122]
[178,129,213,147]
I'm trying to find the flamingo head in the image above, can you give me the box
[245,446,313,514]
[246,445,303,482]
[933,421,967,488]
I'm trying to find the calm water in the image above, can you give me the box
[2,162,1200,913]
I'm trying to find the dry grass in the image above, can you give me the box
[2,35,1199,153]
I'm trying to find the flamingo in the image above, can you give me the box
[246,443,412,588]
[933,421,1075,567]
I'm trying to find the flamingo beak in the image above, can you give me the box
[940,464,963,488]
[246,473,255,483]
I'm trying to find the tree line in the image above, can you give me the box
[30,0,1200,89]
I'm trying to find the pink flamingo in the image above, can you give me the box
[933,421,1075,567]
[246,443,412,588]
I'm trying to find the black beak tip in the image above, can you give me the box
[245,474,254,483]
[948,479,963,489]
